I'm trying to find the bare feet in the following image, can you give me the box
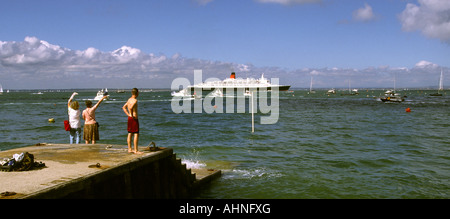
[129,150,143,154]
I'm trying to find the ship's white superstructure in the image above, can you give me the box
[188,72,290,92]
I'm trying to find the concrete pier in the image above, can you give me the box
[0,143,221,199]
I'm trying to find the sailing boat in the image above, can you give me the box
[379,73,404,102]
[308,76,315,94]
[341,79,358,96]
[0,83,3,95]
[430,69,444,96]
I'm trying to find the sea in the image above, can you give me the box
[0,89,449,199]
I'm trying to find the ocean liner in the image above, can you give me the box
[188,72,290,92]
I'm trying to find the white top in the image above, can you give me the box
[68,107,81,129]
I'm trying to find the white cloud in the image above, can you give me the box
[0,37,447,89]
[352,3,375,22]
[80,47,100,59]
[111,46,142,63]
[399,0,450,42]
[414,60,439,68]
[237,64,251,72]
[255,0,322,5]
[0,37,247,88]
[0,36,69,65]
[310,70,320,75]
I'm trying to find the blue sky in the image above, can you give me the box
[0,0,449,89]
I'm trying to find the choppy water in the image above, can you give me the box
[0,89,449,198]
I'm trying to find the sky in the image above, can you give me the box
[0,0,449,89]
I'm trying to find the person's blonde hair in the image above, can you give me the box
[70,101,79,110]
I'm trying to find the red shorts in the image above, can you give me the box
[127,117,139,133]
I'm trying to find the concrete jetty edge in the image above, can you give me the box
[0,143,221,199]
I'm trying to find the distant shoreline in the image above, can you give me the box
[1,87,447,92]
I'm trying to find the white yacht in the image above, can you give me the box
[380,90,404,102]
[327,89,336,95]
[171,88,194,97]
[94,88,109,100]
[379,75,405,102]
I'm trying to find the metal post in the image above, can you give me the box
[251,91,255,133]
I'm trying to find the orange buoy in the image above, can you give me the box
[405,108,411,112]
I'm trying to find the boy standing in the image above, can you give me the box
[122,88,142,154]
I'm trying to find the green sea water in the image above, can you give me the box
[0,89,449,198]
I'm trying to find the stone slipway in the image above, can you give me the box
[0,143,221,199]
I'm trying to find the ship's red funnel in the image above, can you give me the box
[230,72,236,79]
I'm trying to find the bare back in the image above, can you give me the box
[123,97,138,119]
